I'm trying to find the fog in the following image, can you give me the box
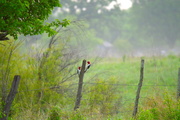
[23,0,180,58]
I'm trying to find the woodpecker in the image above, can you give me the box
[85,61,91,72]
[77,67,81,75]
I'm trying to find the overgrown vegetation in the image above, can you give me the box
[1,0,180,119]
[0,38,179,119]
[137,94,180,120]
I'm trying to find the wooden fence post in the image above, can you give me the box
[177,68,180,100]
[132,59,145,118]
[1,75,20,120]
[74,60,86,110]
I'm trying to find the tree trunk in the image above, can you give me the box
[74,60,86,110]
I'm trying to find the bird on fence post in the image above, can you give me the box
[85,61,91,72]
[77,67,81,75]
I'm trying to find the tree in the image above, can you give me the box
[129,0,180,48]
[0,0,70,41]
[57,0,126,43]
[60,0,112,18]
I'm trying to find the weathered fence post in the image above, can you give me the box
[132,59,145,118]
[1,75,20,120]
[177,68,180,100]
[74,60,86,110]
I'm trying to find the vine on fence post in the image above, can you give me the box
[74,60,86,110]
[132,59,145,118]
[177,68,180,100]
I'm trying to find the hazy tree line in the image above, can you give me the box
[51,0,180,56]
[1,0,180,55]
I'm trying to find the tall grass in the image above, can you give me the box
[0,40,180,119]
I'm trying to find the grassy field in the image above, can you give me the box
[1,45,180,120]
[87,55,179,94]
[80,55,180,119]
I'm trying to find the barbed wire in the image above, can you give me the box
[83,82,178,86]
[15,82,177,93]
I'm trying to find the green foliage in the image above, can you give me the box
[137,108,159,120]
[70,111,86,120]
[0,0,70,39]
[0,39,70,119]
[57,0,180,51]
[0,111,4,118]
[0,39,180,119]
[86,77,121,115]
[48,106,61,120]
[0,40,23,106]
[58,0,127,43]
[137,94,180,120]
[130,0,180,48]
[113,39,133,53]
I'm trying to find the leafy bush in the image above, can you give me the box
[85,77,121,115]
[137,94,180,120]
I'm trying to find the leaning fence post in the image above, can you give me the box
[1,75,20,120]
[74,60,86,110]
[177,68,180,100]
[132,59,145,118]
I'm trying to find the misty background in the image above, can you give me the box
[21,0,180,58]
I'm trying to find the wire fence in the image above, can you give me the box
[1,80,178,120]
[15,82,177,93]
[2,61,179,119]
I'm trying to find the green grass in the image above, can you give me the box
[87,56,179,91]
[1,44,180,120]
[88,56,179,86]
[82,55,180,119]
